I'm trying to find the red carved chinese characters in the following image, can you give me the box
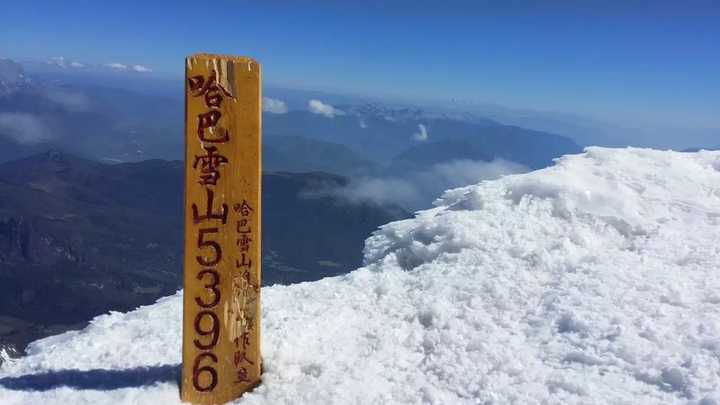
[188,71,233,143]
[193,146,228,186]
[188,71,231,393]
[229,201,258,383]
[193,189,228,224]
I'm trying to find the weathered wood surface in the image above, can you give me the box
[181,54,262,404]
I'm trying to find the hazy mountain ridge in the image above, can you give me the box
[264,103,581,168]
[389,125,581,172]
[340,102,500,126]
[264,136,378,177]
[683,146,719,152]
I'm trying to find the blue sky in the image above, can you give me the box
[2,0,719,129]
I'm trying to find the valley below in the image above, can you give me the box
[0,151,408,354]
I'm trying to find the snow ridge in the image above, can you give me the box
[1,147,719,404]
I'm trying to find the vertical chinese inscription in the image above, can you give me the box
[181,54,261,405]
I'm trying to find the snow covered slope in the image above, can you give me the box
[1,147,719,404]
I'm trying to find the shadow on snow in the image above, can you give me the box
[0,364,179,391]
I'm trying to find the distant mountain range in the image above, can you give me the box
[263,104,582,172]
[682,146,719,152]
[389,125,579,172]
[0,58,183,162]
[0,151,407,354]
[265,135,378,177]
[1,57,581,173]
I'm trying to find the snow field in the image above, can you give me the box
[1,147,719,404]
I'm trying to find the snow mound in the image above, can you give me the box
[1,147,719,404]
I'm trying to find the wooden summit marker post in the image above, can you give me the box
[181,54,262,404]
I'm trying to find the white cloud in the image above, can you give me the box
[105,63,129,70]
[43,89,90,112]
[0,113,53,144]
[413,124,429,141]
[307,159,526,211]
[104,63,151,73]
[308,99,344,118]
[263,97,288,114]
[336,177,422,207]
[359,119,368,129]
[48,56,67,68]
[131,65,152,73]
[49,57,85,69]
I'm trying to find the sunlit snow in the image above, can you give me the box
[1,147,719,404]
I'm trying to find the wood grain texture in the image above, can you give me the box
[181,54,262,404]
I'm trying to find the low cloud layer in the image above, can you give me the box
[131,65,152,73]
[338,177,422,207]
[43,89,90,112]
[0,113,53,144]
[104,63,152,73]
[308,99,344,118]
[263,97,288,114]
[105,63,128,70]
[413,124,429,141]
[305,159,527,211]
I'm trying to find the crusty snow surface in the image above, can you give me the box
[1,147,719,404]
